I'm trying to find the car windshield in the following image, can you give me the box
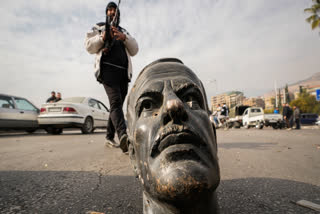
[60,97,85,103]
[251,108,261,113]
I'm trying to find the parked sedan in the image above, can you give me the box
[300,113,319,125]
[0,93,39,133]
[38,97,109,134]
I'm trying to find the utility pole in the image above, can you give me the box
[274,81,278,108]
[278,88,282,110]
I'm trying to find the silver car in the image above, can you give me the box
[0,93,39,133]
[38,97,110,134]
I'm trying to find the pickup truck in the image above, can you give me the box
[242,107,283,129]
[227,105,250,128]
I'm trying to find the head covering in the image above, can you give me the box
[105,1,120,25]
[106,2,117,13]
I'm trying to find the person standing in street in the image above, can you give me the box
[210,106,219,127]
[282,103,288,127]
[85,1,139,153]
[222,103,229,117]
[284,103,293,130]
[216,104,223,126]
[293,106,301,130]
[55,92,62,102]
[46,91,56,103]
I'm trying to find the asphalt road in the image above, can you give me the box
[0,127,319,214]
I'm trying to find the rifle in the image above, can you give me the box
[104,0,121,53]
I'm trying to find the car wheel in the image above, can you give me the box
[255,122,259,129]
[255,121,263,129]
[272,124,278,129]
[244,123,249,129]
[45,128,54,134]
[81,117,93,134]
[259,122,264,129]
[233,122,241,128]
[26,129,37,134]
[54,128,63,135]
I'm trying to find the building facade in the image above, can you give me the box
[211,91,244,111]
[307,85,320,98]
[242,97,265,109]
[264,96,275,110]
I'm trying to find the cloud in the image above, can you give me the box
[0,0,319,107]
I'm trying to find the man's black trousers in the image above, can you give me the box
[103,80,128,140]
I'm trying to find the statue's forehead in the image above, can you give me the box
[143,63,196,80]
[135,76,199,97]
[134,64,200,95]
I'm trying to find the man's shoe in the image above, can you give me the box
[105,138,119,148]
[120,134,128,153]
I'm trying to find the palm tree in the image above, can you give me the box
[304,0,320,30]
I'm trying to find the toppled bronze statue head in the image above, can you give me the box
[127,58,220,213]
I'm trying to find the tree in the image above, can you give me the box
[285,84,291,104]
[272,97,276,108]
[299,85,304,93]
[278,88,282,109]
[290,91,320,114]
[304,0,320,31]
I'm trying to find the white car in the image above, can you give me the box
[38,97,109,134]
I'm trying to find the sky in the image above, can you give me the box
[0,0,319,107]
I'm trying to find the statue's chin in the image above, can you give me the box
[149,161,219,201]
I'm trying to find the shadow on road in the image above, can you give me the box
[218,177,320,213]
[0,171,319,213]
[0,171,142,214]
[218,142,277,150]
[0,130,106,138]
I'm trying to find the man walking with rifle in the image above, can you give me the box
[85,1,139,153]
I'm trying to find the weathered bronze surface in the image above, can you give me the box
[126,58,220,214]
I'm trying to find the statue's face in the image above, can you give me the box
[128,63,220,201]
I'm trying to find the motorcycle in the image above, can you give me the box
[210,114,230,129]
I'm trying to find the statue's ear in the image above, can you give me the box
[128,138,139,177]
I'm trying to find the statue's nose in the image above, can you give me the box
[162,94,188,125]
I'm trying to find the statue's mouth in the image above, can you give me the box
[151,126,211,165]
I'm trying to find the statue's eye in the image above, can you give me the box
[141,99,154,111]
[136,93,163,118]
[183,94,201,110]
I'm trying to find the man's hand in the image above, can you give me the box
[111,26,126,41]
[102,47,109,54]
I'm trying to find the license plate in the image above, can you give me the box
[49,107,62,112]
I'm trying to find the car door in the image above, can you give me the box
[13,97,39,128]
[242,109,249,126]
[0,95,20,128]
[97,101,109,126]
[88,99,105,127]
